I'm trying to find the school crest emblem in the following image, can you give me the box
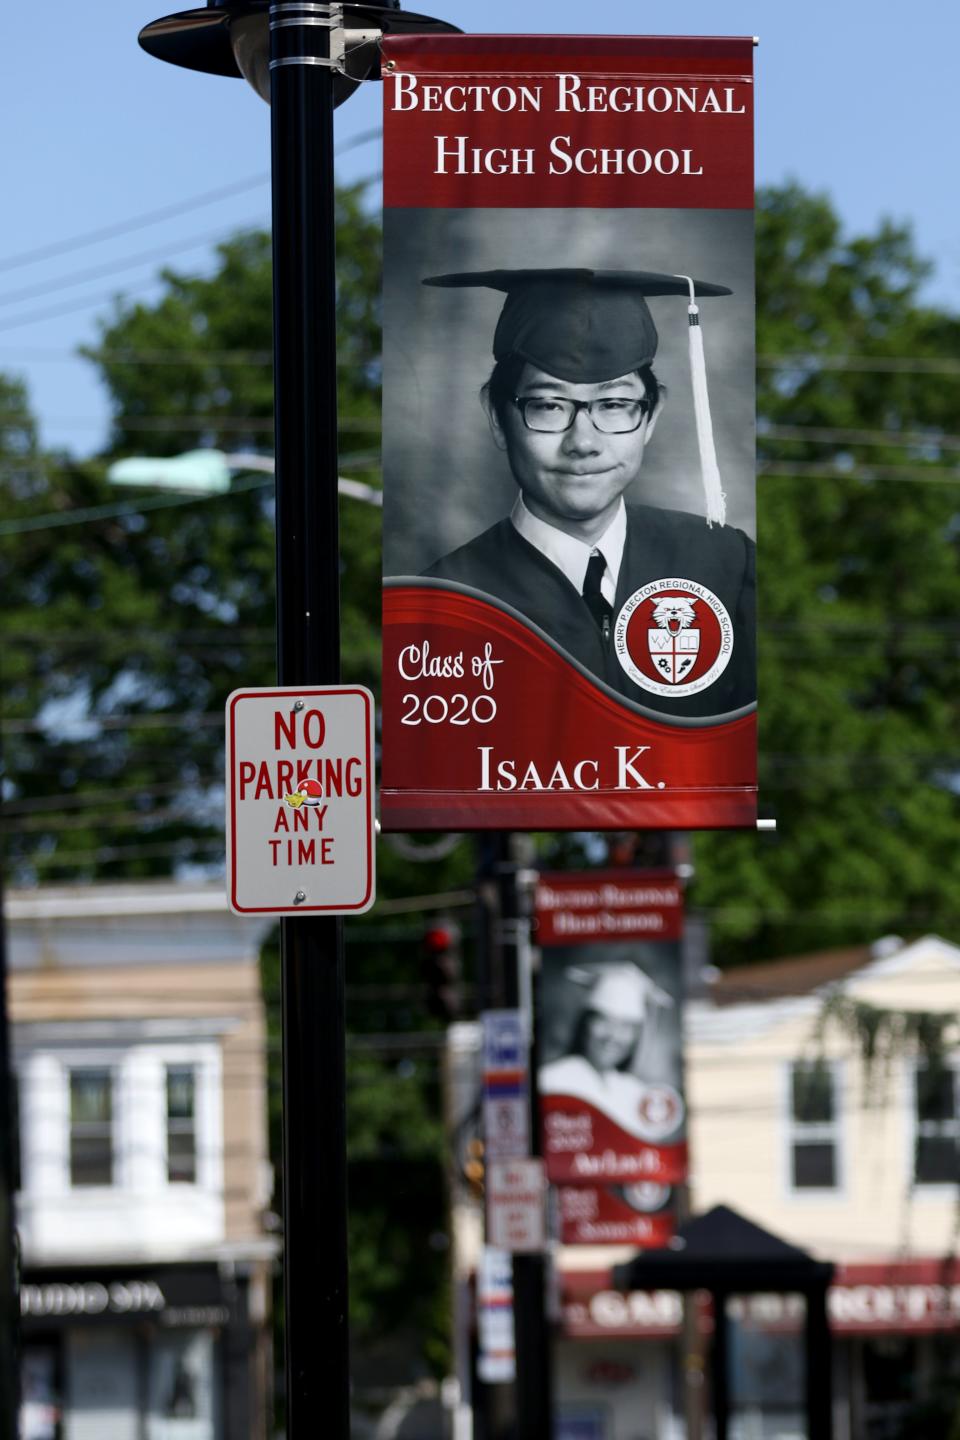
[614,578,733,698]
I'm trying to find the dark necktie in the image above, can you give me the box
[582,550,613,644]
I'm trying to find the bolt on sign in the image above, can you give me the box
[379,33,756,831]
[225,686,375,916]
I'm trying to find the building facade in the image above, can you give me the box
[452,935,960,1439]
[9,882,276,1440]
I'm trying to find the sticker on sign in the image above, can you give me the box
[226,686,376,916]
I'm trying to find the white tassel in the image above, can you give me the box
[675,274,726,528]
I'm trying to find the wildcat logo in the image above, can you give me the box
[648,597,700,684]
[614,578,733,699]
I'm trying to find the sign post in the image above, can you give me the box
[137,9,458,1437]
[225,685,375,916]
[268,14,352,1433]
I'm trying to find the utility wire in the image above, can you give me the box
[762,423,960,452]
[0,471,273,538]
[759,353,960,376]
[1,757,953,829]
[3,418,957,453]
[0,219,269,312]
[4,347,958,374]
[759,461,960,485]
[0,122,381,276]
[0,175,269,276]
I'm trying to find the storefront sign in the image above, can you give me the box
[19,1266,234,1330]
[381,34,756,831]
[538,933,686,1187]
[21,1279,166,1319]
[225,685,375,915]
[559,1260,960,1339]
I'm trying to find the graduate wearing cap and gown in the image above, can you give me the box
[539,965,684,1143]
[422,269,755,720]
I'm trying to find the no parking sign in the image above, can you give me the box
[226,686,376,916]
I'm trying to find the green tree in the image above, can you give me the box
[692,183,960,963]
[6,177,960,1397]
[0,186,470,1388]
[1,184,381,883]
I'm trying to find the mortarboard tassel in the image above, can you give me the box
[675,274,726,528]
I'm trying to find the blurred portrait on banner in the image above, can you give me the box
[538,941,686,1185]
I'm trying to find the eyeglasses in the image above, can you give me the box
[513,394,651,434]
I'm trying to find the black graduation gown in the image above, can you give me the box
[423,504,756,719]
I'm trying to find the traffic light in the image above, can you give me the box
[462,1137,485,1199]
[421,919,461,1021]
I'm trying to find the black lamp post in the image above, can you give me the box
[138,5,456,1435]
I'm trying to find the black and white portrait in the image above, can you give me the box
[383,207,756,720]
[538,943,684,1144]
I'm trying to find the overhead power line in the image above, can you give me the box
[0,122,383,277]
[759,353,960,376]
[762,423,960,452]
[0,471,274,537]
[3,416,957,454]
[759,461,960,485]
[0,219,271,313]
[0,174,270,276]
[4,346,957,374]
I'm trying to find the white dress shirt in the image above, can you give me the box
[510,495,626,606]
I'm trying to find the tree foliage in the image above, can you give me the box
[692,184,960,963]
[1,185,382,883]
[5,178,960,1379]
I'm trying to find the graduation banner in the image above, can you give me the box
[537,936,686,1192]
[381,34,756,830]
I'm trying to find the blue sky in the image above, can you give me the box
[5,2,959,458]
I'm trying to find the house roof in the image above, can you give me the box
[712,943,884,1005]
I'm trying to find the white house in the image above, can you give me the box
[9,881,276,1440]
[452,934,960,1440]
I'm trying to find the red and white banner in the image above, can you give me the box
[381,34,756,831]
[557,1182,676,1248]
[537,888,686,1193]
[535,868,683,947]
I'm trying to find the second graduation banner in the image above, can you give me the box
[380,33,757,831]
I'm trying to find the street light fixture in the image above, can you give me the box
[139,1,459,104]
[107,448,383,505]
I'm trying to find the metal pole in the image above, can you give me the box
[270,5,350,1436]
[805,1279,834,1439]
[495,834,553,1440]
[0,878,19,1440]
[710,1289,730,1440]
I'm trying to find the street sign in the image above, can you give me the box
[481,1009,530,1161]
[226,686,376,916]
[476,1247,516,1385]
[487,1159,546,1253]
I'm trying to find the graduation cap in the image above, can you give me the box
[424,267,732,527]
[564,963,674,1023]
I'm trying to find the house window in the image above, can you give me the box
[166,1066,197,1184]
[788,1060,839,1190]
[914,1064,959,1185]
[69,1068,113,1187]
